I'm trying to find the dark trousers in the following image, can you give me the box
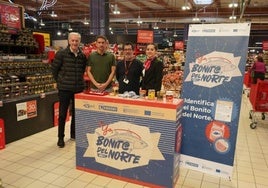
[253,72,265,84]
[58,90,75,139]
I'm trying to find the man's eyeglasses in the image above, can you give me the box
[123,48,133,51]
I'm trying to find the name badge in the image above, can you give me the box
[123,78,129,84]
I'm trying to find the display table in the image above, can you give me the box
[75,93,183,188]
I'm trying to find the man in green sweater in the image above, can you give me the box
[87,35,116,92]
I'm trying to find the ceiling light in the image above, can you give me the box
[137,9,142,26]
[83,18,89,25]
[229,15,236,20]
[181,5,190,10]
[192,12,200,22]
[228,3,238,8]
[51,11,57,17]
[137,17,143,25]
[68,25,73,31]
[182,0,190,10]
[40,19,45,26]
[192,17,200,22]
[229,10,237,20]
[153,23,159,30]
[113,4,120,14]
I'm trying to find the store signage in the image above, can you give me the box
[180,23,251,178]
[175,41,184,50]
[33,32,51,47]
[53,102,70,126]
[16,100,37,121]
[184,51,242,88]
[0,3,22,32]
[137,30,153,43]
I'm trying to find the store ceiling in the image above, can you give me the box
[4,0,268,39]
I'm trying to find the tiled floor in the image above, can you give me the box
[1,91,268,188]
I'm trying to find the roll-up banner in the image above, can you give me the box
[180,23,251,178]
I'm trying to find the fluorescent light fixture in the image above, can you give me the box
[193,0,213,5]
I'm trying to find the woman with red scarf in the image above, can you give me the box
[141,43,164,94]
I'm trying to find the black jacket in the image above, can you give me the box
[51,47,87,93]
[116,59,143,95]
[141,58,164,92]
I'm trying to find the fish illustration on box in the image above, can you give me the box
[106,130,148,152]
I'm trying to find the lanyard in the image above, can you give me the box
[124,60,133,76]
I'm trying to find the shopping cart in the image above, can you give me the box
[249,79,268,129]
[243,70,252,97]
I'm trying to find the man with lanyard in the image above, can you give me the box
[116,42,143,95]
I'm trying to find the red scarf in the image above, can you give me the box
[144,58,154,70]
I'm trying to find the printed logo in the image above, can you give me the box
[185,51,242,88]
[98,105,118,112]
[83,121,164,170]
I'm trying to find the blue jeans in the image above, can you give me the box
[58,90,75,139]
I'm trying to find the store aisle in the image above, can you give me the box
[1,92,268,188]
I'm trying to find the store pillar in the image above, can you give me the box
[90,0,109,36]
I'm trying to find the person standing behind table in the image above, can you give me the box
[116,42,143,95]
[141,43,164,94]
[252,55,266,84]
[87,35,116,92]
[51,32,87,148]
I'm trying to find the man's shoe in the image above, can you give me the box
[57,138,65,148]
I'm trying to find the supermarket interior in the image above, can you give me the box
[1,91,268,188]
[1,0,268,188]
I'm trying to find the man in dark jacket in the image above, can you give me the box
[51,32,87,148]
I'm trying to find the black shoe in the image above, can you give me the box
[57,138,65,148]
